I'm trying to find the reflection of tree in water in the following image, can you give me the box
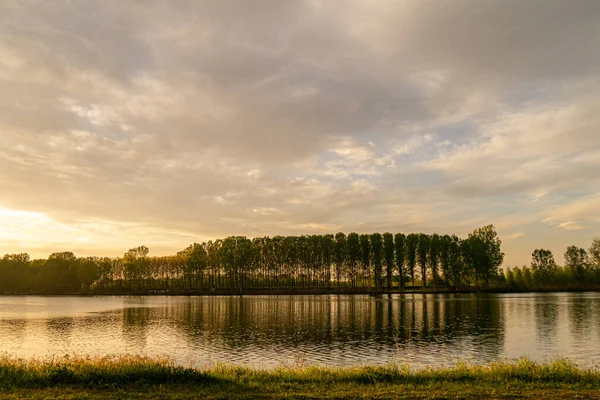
[432,298,441,337]
[471,295,505,358]
[385,295,397,345]
[46,317,74,339]
[568,295,593,338]
[534,295,559,344]
[121,307,151,351]
[421,296,429,338]
[595,297,600,344]
[77,312,121,333]
[176,301,205,341]
[128,295,504,362]
[390,294,505,360]
[45,317,75,351]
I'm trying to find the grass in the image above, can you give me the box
[1,355,599,399]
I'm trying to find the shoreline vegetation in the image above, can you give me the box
[1,356,600,399]
[1,225,599,296]
[3,287,600,297]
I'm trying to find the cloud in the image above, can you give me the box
[0,0,598,265]
[422,97,600,199]
[543,194,600,231]
[251,207,285,216]
[394,134,436,156]
[504,232,524,240]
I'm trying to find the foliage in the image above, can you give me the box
[1,225,597,294]
[589,237,600,269]
[382,233,395,289]
[416,234,429,288]
[564,246,589,283]
[463,225,504,288]
[370,233,383,289]
[393,233,406,288]
[505,251,600,292]
[531,249,557,282]
[405,233,418,287]
[428,233,440,286]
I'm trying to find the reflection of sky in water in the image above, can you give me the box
[0,296,164,318]
[0,294,599,368]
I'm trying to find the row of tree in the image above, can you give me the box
[503,238,600,291]
[0,225,505,294]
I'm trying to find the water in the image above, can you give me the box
[0,293,599,368]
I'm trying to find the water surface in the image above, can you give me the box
[0,293,598,368]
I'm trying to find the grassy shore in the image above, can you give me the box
[1,356,599,399]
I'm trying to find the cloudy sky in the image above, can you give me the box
[1,0,599,265]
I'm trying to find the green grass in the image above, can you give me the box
[1,356,599,399]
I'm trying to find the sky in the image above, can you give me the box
[1,0,599,265]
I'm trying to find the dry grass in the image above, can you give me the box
[0,355,597,388]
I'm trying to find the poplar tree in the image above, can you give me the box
[405,234,418,287]
[417,234,430,288]
[394,233,406,289]
[370,233,383,289]
[382,233,395,289]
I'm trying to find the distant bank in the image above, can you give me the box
[3,286,600,296]
[2,226,598,296]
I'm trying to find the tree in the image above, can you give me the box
[111,257,124,290]
[447,235,463,288]
[96,257,114,290]
[405,234,418,287]
[382,233,395,289]
[221,236,253,292]
[0,253,30,293]
[465,225,504,289]
[439,235,451,287]
[312,236,324,286]
[512,266,525,289]
[417,234,430,288]
[77,257,101,291]
[334,233,347,286]
[322,234,335,288]
[179,243,208,289]
[44,252,78,293]
[589,237,600,270]
[522,266,534,288]
[506,267,516,290]
[564,246,589,283]
[123,246,150,291]
[530,249,556,283]
[347,233,361,288]
[428,233,441,287]
[394,233,406,289]
[370,233,383,289]
[359,234,371,288]
[236,237,253,292]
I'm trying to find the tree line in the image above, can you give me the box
[0,225,505,294]
[504,237,600,291]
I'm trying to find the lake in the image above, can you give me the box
[0,293,598,368]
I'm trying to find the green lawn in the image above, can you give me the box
[2,382,599,399]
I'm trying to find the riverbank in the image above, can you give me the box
[4,286,600,296]
[1,356,599,399]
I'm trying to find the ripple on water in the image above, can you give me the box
[0,294,599,368]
